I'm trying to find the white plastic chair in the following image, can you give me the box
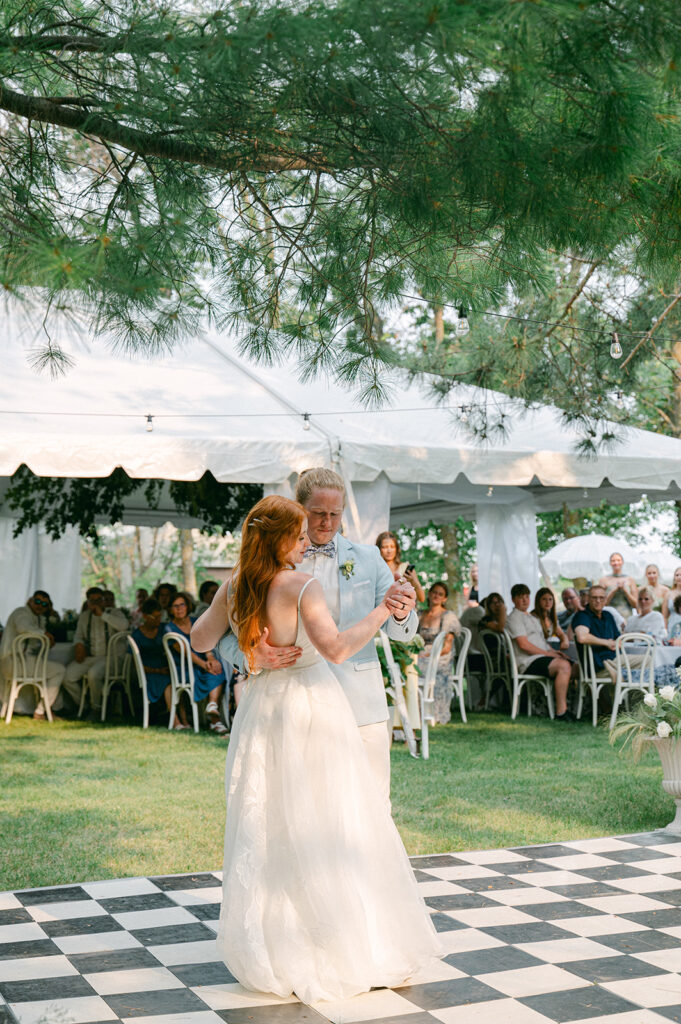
[379,630,418,758]
[3,632,53,724]
[452,627,472,724]
[127,634,152,729]
[502,630,555,720]
[608,632,656,730]
[163,632,200,734]
[576,643,610,727]
[478,628,512,709]
[101,631,134,722]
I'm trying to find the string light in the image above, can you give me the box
[459,404,469,422]
[487,485,494,497]
[610,332,623,360]
[145,415,153,432]
[456,307,470,337]
[302,413,311,431]
[614,390,624,408]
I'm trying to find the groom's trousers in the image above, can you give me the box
[359,721,391,812]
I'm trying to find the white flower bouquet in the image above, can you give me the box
[610,680,681,760]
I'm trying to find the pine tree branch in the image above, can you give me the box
[0,80,328,172]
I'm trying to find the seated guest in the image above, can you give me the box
[598,551,638,620]
[668,594,681,644]
[603,602,625,633]
[506,583,575,720]
[130,597,180,728]
[195,579,220,616]
[63,587,128,720]
[644,564,669,613]
[558,587,582,631]
[664,567,681,625]
[479,592,507,633]
[129,588,149,630]
[0,590,66,720]
[573,584,637,683]
[153,581,178,622]
[532,588,569,650]
[165,591,228,736]
[417,582,461,724]
[102,590,116,609]
[623,586,667,642]
[375,531,426,603]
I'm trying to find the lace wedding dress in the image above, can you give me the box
[216,580,443,1002]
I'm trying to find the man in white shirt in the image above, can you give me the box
[0,590,66,719]
[193,468,417,807]
[506,583,576,721]
[62,587,128,719]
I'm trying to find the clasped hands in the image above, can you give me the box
[383,579,416,621]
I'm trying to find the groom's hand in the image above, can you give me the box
[253,627,303,671]
[384,581,416,622]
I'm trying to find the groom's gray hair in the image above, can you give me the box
[296,467,346,506]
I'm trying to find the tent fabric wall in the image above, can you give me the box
[0,520,82,623]
[476,500,540,603]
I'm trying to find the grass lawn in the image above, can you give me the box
[0,713,672,892]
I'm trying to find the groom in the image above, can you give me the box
[192,467,418,805]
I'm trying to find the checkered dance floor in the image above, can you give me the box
[2,831,681,1024]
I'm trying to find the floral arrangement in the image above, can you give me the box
[609,683,681,761]
[376,635,425,691]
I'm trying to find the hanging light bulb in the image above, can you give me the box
[614,390,624,408]
[610,332,623,359]
[582,489,589,499]
[145,415,154,432]
[486,485,494,497]
[456,307,470,336]
[459,404,469,423]
[302,413,311,431]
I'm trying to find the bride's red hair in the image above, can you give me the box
[230,495,306,670]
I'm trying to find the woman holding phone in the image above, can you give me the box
[376,531,426,603]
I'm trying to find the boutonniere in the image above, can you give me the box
[340,559,355,580]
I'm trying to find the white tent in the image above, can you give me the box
[3,309,681,606]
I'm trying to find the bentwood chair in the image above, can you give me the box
[502,630,555,720]
[163,632,200,734]
[3,632,52,724]
[608,632,656,730]
[127,634,152,729]
[101,630,134,722]
[378,630,418,758]
[576,643,610,727]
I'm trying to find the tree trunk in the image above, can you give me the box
[441,522,464,612]
[179,528,197,596]
[672,341,681,554]
[562,502,581,538]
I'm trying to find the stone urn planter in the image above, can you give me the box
[651,738,681,834]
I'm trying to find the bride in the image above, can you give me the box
[216,495,442,1002]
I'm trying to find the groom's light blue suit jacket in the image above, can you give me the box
[217,533,417,727]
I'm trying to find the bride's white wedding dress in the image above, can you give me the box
[216,580,443,1003]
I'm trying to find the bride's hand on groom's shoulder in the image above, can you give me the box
[253,627,303,671]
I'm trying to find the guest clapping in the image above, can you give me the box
[644,564,669,613]
[623,587,667,642]
[417,582,461,724]
[667,594,681,644]
[376,531,425,603]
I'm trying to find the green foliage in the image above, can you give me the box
[2,0,681,410]
[536,499,671,555]
[610,685,681,761]
[3,465,262,542]
[396,520,476,592]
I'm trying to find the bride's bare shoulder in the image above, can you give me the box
[269,570,315,594]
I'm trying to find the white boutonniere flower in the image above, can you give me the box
[340,559,355,580]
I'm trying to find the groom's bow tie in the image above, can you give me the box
[304,540,336,558]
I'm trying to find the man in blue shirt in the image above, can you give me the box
[573,585,619,676]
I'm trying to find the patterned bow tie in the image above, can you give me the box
[304,540,336,558]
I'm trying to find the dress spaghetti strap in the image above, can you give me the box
[297,577,316,610]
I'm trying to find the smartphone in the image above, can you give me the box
[405,563,415,573]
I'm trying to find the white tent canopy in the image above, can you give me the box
[3,306,681,602]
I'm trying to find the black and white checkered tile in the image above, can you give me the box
[2,832,681,1024]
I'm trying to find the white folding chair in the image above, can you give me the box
[609,632,656,730]
[452,627,472,725]
[420,630,447,760]
[127,635,152,729]
[379,630,418,758]
[479,628,512,709]
[101,630,134,722]
[3,632,53,723]
[576,643,610,727]
[163,632,200,734]
[502,630,555,720]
